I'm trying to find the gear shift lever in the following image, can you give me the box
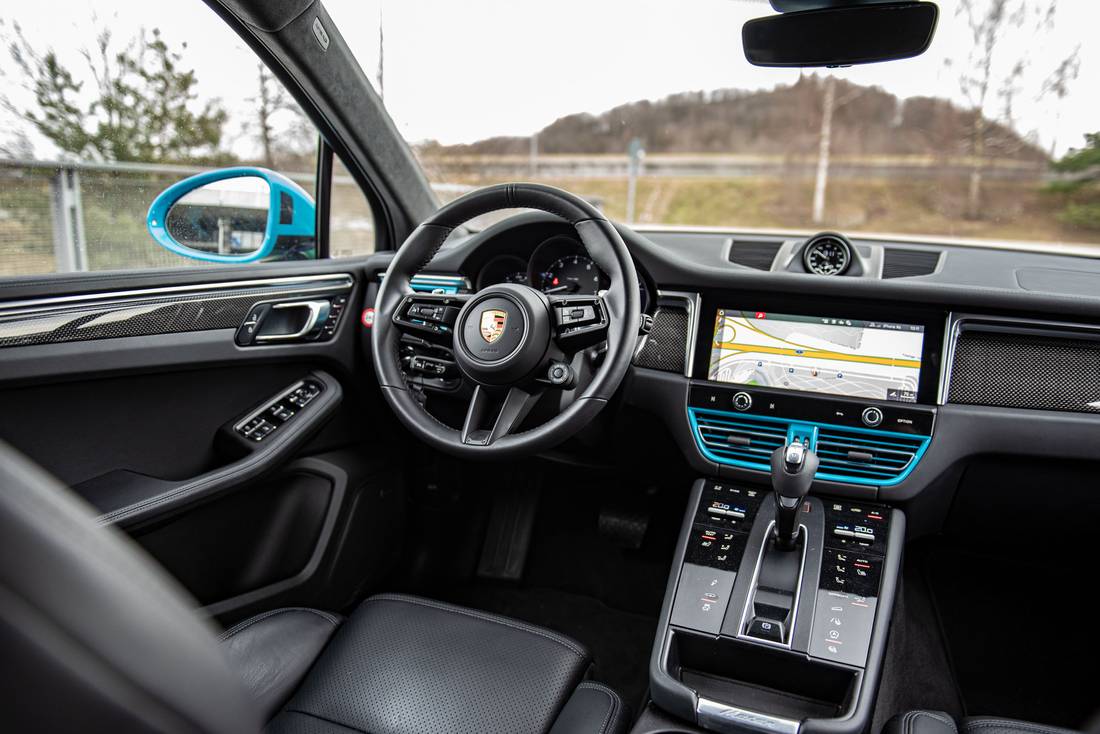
[770,441,818,550]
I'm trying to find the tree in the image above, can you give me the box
[1049,133,1100,232]
[245,64,315,168]
[3,22,228,162]
[950,0,1068,219]
[1040,48,1081,158]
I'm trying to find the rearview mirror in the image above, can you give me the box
[743,2,939,68]
[147,167,315,263]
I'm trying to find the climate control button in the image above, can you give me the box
[861,406,883,427]
[732,391,753,411]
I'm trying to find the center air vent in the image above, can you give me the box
[691,411,789,465]
[814,426,927,486]
[689,408,929,487]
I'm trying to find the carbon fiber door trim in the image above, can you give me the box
[0,274,353,349]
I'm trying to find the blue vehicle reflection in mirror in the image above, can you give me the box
[147,167,315,263]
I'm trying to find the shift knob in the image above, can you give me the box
[770,442,818,550]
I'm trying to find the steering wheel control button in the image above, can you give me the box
[732,391,753,411]
[546,361,576,388]
[861,406,884,428]
[556,304,597,325]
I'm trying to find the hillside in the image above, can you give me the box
[418,75,1047,162]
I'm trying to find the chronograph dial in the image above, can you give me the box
[802,234,853,276]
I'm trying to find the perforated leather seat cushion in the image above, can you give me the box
[266,593,593,734]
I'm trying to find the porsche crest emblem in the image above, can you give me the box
[479,309,507,343]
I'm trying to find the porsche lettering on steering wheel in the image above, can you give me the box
[372,183,641,458]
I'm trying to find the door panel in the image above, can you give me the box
[0,257,405,616]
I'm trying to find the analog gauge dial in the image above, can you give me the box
[539,254,602,295]
[802,235,852,276]
[476,255,529,291]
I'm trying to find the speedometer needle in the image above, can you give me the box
[544,283,577,294]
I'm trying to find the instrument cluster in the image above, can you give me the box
[476,234,609,296]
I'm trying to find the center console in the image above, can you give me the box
[646,477,904,734]
[636,299,930,734]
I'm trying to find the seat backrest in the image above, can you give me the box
[0,440,261,733]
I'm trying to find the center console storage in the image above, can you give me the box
[644,479,904,734]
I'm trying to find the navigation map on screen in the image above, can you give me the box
[707,310,925,403]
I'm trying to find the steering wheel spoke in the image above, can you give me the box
[547,294,609,352]
[392,292,469,342]
[460,384,543,446]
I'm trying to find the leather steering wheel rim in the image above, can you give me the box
[372,183,641,459]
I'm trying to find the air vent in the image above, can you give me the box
[728,239,782,270]
[882,248,940,279]
[815,426,927,486]
[690,410,789,469]
[689,408,930,487]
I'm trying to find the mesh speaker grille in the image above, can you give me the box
[948,330,1100,413]
[634,305,688,373]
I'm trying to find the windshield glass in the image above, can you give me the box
[328,0,1099,249]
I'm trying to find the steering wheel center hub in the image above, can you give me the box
[453,284,551,385]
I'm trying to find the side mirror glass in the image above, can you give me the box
[147,167,315,263]
[743,2,939,68]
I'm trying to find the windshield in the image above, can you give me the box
[328,0,1099,249]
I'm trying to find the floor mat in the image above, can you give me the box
[922,540,1097,729]
[441,584,659,712]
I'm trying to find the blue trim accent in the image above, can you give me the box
[688,406,930,488]
[146,167,315,264]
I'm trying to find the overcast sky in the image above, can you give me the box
[1,0,1097,158]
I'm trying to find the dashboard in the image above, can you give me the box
[380,209,1100,506]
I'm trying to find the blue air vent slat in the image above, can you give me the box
[688,406,930,487]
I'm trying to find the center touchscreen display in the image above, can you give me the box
[706,310,925,403]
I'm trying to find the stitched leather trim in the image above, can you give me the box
[364,593,589,659]
[218,607,341,642]
[576,681,623,734]
[968,721,1074,734]
[279,708,366,733]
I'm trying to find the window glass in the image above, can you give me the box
[328,0,1100,249]
[0,2,318,277]
[330,157,377,257]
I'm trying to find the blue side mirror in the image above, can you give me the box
[147,167,315,263]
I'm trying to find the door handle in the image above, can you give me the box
[254,300,331,342]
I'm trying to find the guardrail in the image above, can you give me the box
[0,158,474,275]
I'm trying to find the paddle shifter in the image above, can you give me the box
[770,441,818,550]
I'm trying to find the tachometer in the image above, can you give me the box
[539,254,602,295]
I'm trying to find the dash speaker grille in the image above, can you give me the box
[634,305,688,373]
[948,329,1100,413]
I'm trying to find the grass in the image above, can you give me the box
[445,174,1100,247]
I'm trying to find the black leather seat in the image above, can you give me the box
[221,594,627,733]
[0,440,627,733]
[885,710,1081,734]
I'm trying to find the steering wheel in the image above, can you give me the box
[372,183,641,458]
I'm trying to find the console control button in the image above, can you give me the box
[861,406,884,427]
[732,391,753,411]
[808,589,878,667]
[686,525,747,571]
[670,563,736,635]
[746,617,785,644]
